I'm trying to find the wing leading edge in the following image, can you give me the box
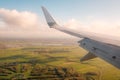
[42,6,120,69]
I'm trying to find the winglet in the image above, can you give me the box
[41,6,84,38]
[41,6,57,28]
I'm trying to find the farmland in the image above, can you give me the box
[0,39,120,80]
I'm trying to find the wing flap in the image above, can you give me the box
[80,52,97,62]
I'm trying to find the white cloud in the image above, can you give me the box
[0,8,120,39]
[64,19,83,29]
[0,8,74,38]
[64,18,120,37]
[0,8,39,29]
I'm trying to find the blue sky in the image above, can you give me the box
[1,0,120,21]
[0,0,120,38]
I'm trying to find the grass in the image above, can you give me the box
[0,45,120,80]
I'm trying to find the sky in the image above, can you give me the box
[0,0,120,39]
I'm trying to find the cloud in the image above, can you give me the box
[0,8,74,38]
[0,8,120,39]
[64,19,83,29]
[0,8,39,29]
[64,18,120,37]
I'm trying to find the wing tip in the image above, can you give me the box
[41,6,57,28]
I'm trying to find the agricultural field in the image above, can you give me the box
[0,41,120,80]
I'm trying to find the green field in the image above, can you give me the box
[0,45,120,80]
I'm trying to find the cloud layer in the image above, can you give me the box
[0,8,120,39]
[0,8,65,38]
[64,18,120,37]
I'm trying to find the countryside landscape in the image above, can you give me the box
[0,0,120,80]
[0,38,119,80]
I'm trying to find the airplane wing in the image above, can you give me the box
[41,6,120,69]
